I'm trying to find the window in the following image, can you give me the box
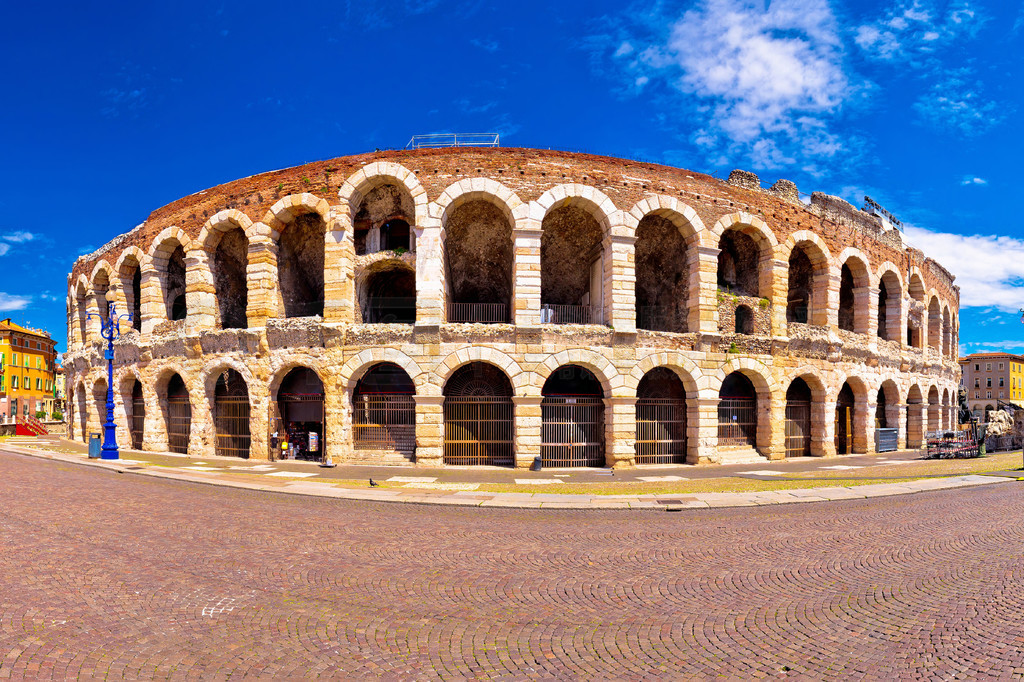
[987,391,992,398]
[975,391,980,398]
[1000,378,1005,387]
[999,391,1005,399]
[987,363,992,371]
[975,364,980,371]
[23,376,29,389]
[11,376,17,389]
[12,353,16,365]
[974,379,980,388]
[987,378,992,388]
[35,378,41,391]
[999,363,1004,370]
[0,376,4,392]
[35,358,40,369]
[23,356,28,367]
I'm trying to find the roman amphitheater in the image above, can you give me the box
[63,148,960,468]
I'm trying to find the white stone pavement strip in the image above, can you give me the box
[184,466,222,471]
[229,464,276,471]
[386,476,438,483]
[820,465,863,470]
[264,471,319,478]
[637,475,688,482]
[514,478,558,485]
[738,470,784,476]
[405,482,480,491]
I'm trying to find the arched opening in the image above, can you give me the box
[906,385,924,448]
[213,369,251,458]
[927,385,940,434]
[877,271,902,342]
[276,367,326,461]
[212,228,249,329]
[786,246,813,324]
[875,388,888,428]
[129,379,145,450]
[927,298,941,351]
[352,363,415,460]
[717,230,760,296]
[785,378,812,458]
[718,372,757,448]
[75,383,87,441]
[279,213,325,318]
[635,214,690,332]
[541,205,604,325]
[93,270,110,321]
[541,364,605,467]
[838,264,856,332]
[835,382,855,454]
[353,182,415,256]
[941,388,951,430]
[735,305,753,334]
[92,378,107,436]
[942,308,952,359]
[445,199,513,323]
[443,362,514,466]
[159,244,188,321]
[984,404,994,423]
[164,374,191,454]
[362,264,416,324]
[635,367,688,464]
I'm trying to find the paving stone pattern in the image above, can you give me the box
[2,454,1023,679]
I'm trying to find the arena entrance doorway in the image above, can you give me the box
[835,382,855,454]
[351,363,416,461]
[541,365,604,467]
[718,372,757,448]
[165,374,191,455]
[275,367,325,461]
[635,367,687,464]
[214,369,251,458]
[785,378,812,457]
[443,362,514,466]
[130,379,145,450]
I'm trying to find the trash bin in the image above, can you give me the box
[88,433,101,459]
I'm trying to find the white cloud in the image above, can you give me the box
[914,70,1002,136]
[2,231,36,243]
[0,244,8,257]
[960,175,987,185]
[0,293,30,312]
[903,225,1024,312]
[855,1,985,62]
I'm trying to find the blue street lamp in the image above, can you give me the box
[87,302,132,460]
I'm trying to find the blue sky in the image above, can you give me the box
[1,0,1022,356]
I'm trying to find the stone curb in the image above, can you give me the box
[2,443,1017,511]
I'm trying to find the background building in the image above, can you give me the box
[0,318,59,422]
[959,352,1024,421]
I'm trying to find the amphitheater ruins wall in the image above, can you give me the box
[64,148,961,468]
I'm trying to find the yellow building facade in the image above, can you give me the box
[959,352,1024,421]
[0,318,58,422]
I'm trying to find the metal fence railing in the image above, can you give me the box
[635,398,687,464]
[443,396,515,466]
[365,297,416,324]
[167,398,191,454]
[784,400,811,457]
[352,395,416,455]
[718,398,757,447]
[130,396,145,450]
[447,302,509,324]
[406,133,499,149]
[541,397,604,467]
[214,396,251,458]
[540,304,601,325]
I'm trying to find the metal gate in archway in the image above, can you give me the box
[541,397,604,467]
[167,398,191,454]
[130,391,145,450]
[443,397,514,466]
[784,400,811,457]
[718,398,757,447]
[215,396,251,458]
[635,398,687,464]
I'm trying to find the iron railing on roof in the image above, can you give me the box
[406,133,500,150]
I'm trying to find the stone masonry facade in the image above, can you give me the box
[64,148,961,467]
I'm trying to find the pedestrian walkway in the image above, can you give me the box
[2,436,1019,509]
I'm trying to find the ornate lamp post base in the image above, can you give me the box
[88,304,132,461]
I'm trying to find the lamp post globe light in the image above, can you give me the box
[87,302,132,460]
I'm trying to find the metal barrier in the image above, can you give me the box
[447,302,509,323]
[540,304,601,325]
[214,396,251,458]
[352,395,416,455]
[166,398,191,454]
[717,398,757,447]
[541,397,604,467]
[784,400,811,457]
[875,427,898,453]
[365,297,416,324]
[443,396,515,466]
[406,133,499,149]
[130,395,145,450]
[635,398,687,464]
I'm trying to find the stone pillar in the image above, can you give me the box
[604,396,636,468]
[414,395,444,466]
[769,258,788,336]
[861,394,876,454]
[811,394,835,457]
[112,381,131,450]
[248,387,270,461]
[692,246,721,334]
[825,273,841,331]
[139,268,162,336]
[144,382,169,453]
[691,396,719,464]
[415,222,445,326]
[191,384,213,458]
[513,223,542,327]
[907,403,925,449]
[767,397,786,460]
[607,224,635,333]
[896,402,908,450]
[185,249,216,331]
[512,396,542,469]
[246,234,278,328]
[324,213,354,324]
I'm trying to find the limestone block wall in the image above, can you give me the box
[64,149,961,468]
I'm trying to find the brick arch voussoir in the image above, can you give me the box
[835,247,872,285]
[148,227,193,266]
[878,377,903,404]
[337,162,429,231]
[339,349,426,396]
[197,209,254,252]
[153,363,193,399]
[628,352,702,396]
[629,195,707,247]
[435,178,524,229]
[201,357,257,402]
[114,246,147,277]
[262,193,331,236]
[709,212,778,250]
[536,183,618,230]
[779,368,829,402]
[89,260,114,291]
[710,357,777,399]
[875,261,904,293]
[435,347,527,396]
[777,230,832,268]
[535,349,620,397]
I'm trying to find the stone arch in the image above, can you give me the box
[927,294,942,352]
[261,193,331,240]
[148,227,192,322]
[709,212,779,249]
[197,209,254,251]
[201,357,257,401]
[711,213,777,304]
[338,162,429,237]
[534,349,618,398]
[877,378,902,442]
[780,232,831,328]
[199,212,252,330]
[941,303,953,359]
[435,347,528,397]
[713,358,775,457]
[875,263,904,343]
[781,370,828,457]
[339,349,426,396]
[435,178,524,232]
[114,367,145,449]
[114,246,146,331]
[627,352,702,397]
[834,375,870,454]
[267,357,330,398]
[836,248,872,335]
[709,357,779,397]
[535,183,618,230]
[265,194,330,319]
[627,195,706,246]
[73,275,90,346]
